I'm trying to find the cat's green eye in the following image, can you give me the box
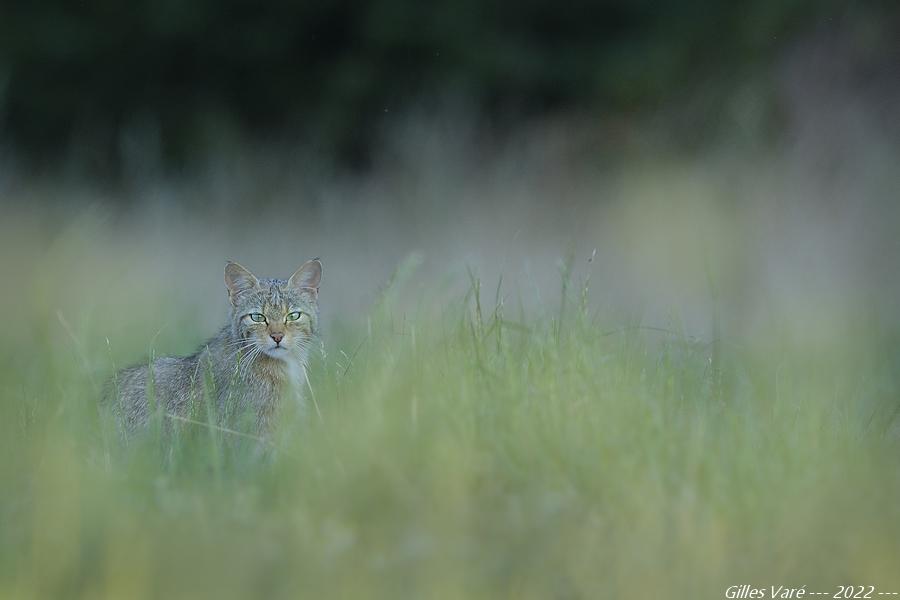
[249,313,267,323]
[286,311,303,322]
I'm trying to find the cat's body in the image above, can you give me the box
[108,259,322,435]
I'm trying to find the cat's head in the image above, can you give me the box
[224,259,322,362]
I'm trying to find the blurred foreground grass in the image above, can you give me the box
[1,244,899,600]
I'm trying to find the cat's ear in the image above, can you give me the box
[288,258,322,292]
[224,261,259,303]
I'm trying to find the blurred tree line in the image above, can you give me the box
[0,0,887,176]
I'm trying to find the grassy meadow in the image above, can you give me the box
[1,124,899,598]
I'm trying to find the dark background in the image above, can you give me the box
[2,0,896,179]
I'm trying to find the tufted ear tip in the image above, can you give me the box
[288,258,322,291]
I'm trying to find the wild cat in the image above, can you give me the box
[109,259,322,435]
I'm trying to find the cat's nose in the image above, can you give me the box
[270,333,284,344]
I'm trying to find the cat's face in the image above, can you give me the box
[224,259,322,362]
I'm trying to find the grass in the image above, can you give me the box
[1,244,899,599]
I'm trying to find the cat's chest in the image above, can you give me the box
[232,362,303,404]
